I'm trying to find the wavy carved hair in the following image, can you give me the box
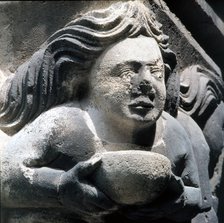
[179,65,224,127]
[0,1,176,135]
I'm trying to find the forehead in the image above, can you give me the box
[97,36,163,67]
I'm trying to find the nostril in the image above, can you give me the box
[132,80,155,98]
[140,85,149,94]
[148,92,155,101]
[131,86,141,97]
[139,81,152,95]
[140,80,150,86]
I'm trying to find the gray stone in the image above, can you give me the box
[0,1,221,223]
[163,0,224,76]
[179,65,224,223]
[93,151,171,205]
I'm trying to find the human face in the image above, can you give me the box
[89,36,166,127]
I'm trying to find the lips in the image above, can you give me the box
[129,97,154,113]
[130,101,153,109]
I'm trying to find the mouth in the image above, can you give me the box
[128,98,154,116]
[129,101,153,109]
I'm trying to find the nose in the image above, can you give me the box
[139,68,153,94]
[131,67,154,96]
[140,66,152,84]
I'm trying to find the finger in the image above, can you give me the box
[168,173,184,194]
[76,155,102,178]
[84,184,117,211]
[90,190,117,211]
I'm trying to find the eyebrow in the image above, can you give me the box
[111,61,142,74]
[115,59,162,67]
[145,58,163,66]
[109,59,163,76]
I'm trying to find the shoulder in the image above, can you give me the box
[162,111,190,142]
[27,103,86,131]
[9,103,89,146]
[177,110,210,157]
[177,110,207,144]
[5,103,97,163]
[2,105,84,164]
[161,111,192,159]
[37,103,84,123]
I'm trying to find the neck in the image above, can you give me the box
[85,107,134,143]
[81,105,157,146]
[133,122,157,147]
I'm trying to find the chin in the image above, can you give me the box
[110,108,161,129]
[126,108,161,125]
[123,113,158,128]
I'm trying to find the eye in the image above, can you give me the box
[110,62,142,79]
[113,63,138,79]
[120,68,135,80]
[149,65,164,79]
[110,64,134,78]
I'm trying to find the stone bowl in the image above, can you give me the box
[93,150,172,205]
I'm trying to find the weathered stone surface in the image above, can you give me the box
[179,65,224,223]
[0,1,222,223]
[94,151,171,205]
[164,0,224,77]
[152,0,221,76]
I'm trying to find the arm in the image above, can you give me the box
[1,114,64,208]
[165,146,204,222]
[177,110,214,210]
[1,107,116,218]
[122,113,204,222]
[158,113,204,221]
[156,115,204,221]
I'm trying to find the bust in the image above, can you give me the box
[0,2,208,223]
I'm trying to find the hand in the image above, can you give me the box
[122,173,185,221]
[58,155,118,218]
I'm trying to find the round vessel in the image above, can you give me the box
[93,150,172,205]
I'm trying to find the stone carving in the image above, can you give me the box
[179,65,224,221]
[0,2,216,223]
[93,151,172,206]
[179,65,224,177]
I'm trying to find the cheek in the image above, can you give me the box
[97,77,131,97]
[91,79,130,110]
[155,82,166,101]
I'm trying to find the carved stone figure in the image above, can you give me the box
[179,65,224,221]
[0,2,213,223]
[179,65,224,178]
